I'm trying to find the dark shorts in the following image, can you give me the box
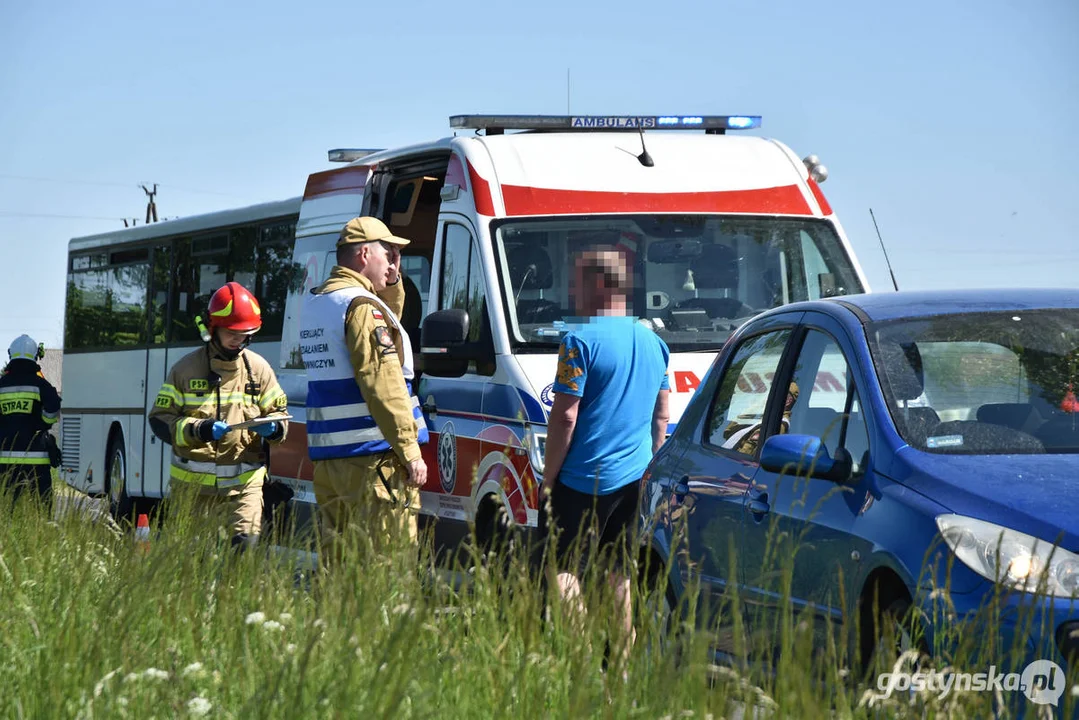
[540,480,640,578]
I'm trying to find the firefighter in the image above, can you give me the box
[0,335,61,509]
[299,216,430,565]
[148,282,288,549]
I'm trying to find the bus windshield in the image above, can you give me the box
[493,215,864,352]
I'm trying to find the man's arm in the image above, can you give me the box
[148,369,188,446]
[541,392,580,496]
[345,298,420,465]
[651,389,670,455]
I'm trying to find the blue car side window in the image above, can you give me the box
[704,329,791,455]
[787,330,870,476]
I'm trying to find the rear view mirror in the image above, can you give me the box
[647,239,703,264]
[760,433,852,483]
[421,309,469,377]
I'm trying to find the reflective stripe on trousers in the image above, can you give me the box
[170,453,265,488]
[0,450,50,465]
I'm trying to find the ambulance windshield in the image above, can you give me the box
[494,215,863,352]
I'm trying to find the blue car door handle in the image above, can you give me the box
[748,489,770,516]
[672,476,690,498]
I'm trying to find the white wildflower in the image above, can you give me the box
[286,643,297,654]
[123,673,139,684]
[262,620,284,632]
[313,618,326,629]
[182,662,205,678]
[392,603,411,615]
[118,697,128,707]
[278,612,292,623]
[143,668,169,681]
[93,667,122,698]
[245,611,266,626]
[187,696,212,716]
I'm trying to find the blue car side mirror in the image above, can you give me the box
[760,433,853,483]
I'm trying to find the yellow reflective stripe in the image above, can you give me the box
[175,417,198,447]
[0,392,41,402]
[210,299,233,317]
[0,385,41,396]
[42,414,58,425]
[182,393,256,407]
[259,387,286,411]
[156,384,182,403]
[0,450,50,465]
[170,465,217,486]
[170,464,263,487]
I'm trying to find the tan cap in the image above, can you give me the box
[337,216,411,247]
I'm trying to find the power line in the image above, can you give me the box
[0,173,248,199]
[0,211,125,221]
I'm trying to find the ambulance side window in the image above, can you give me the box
[439,223,493,373]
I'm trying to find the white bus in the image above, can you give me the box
[60,198,301,520]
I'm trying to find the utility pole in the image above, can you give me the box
[141,183,159,223]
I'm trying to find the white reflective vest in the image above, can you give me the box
[301,286,426,460]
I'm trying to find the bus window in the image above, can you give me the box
[150,243,171,345]
[65,251,151,349]
[172,235,228,342]
[256,219,297,338]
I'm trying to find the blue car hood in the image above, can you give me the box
[893,448,1079,550]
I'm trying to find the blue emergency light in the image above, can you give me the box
[449,114,762,133]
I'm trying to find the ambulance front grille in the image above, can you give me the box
[60,416,81,473]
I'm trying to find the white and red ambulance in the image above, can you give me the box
[271,113,871,549]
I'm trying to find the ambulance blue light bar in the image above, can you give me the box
[328,148,384,163]
[449,114,762,132]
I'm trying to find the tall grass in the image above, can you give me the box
[0,479,1075,719]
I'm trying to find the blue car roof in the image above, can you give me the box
[814,288,1079,323]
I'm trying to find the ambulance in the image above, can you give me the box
[270,113,871,550]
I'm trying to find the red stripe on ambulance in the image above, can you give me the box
[498,184,812,217]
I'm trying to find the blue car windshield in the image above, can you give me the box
[870,309,1079,455]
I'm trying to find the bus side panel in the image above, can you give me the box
[140,347,169,498]
[61,350,149,496]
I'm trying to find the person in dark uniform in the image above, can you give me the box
[0,334,61,510]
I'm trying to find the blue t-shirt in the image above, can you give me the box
[552,316,670,495]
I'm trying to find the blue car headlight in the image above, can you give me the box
[937,514,1079,598]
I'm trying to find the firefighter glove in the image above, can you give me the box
[196,419,231,442]
[249,421,277,438]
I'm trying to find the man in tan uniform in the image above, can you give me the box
[149,282,288,549]
[300,216,429,564]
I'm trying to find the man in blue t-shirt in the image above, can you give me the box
[539,248,670,671]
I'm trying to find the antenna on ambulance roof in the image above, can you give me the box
[869,208,900,292]
[636,126,654,167]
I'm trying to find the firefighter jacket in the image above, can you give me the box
[148,345,288,490]
[300,266,428,466]
[0,359,61,466]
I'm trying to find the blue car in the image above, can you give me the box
[639,288,1079,681]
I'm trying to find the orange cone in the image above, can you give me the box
[135,513,151,553]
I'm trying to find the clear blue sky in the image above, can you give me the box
[1,0,1076,351]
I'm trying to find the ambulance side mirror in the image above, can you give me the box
[420,309,470,378]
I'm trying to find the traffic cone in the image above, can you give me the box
[135,513,151,554]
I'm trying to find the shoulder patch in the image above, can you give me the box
[189,378,209,391]
[374,326,394,349]
[371,308,384,320]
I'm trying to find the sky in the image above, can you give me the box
[1,0,1076,351]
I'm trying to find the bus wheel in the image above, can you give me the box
[106,434,134,523]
